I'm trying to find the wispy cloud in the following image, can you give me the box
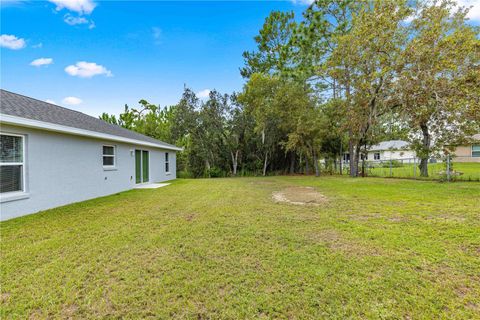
[196,89,211,99]
[49,0,96,28]
[30,58,53,67]
[0,34,26,50]
[64,14,88,25]
[290,0,314,5]
[32,42,43,49]
[65,61,112,78]
[152,27,162,45]
[62,96,82,105]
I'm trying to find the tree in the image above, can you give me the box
[396,0,480,176]
[241,11,297,78]
[328,0,410,176]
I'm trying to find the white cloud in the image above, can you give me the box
[45,99,57,105]
[48,0,96,15]
[32,42,43,49]
[455,0,480,20]
[64,14,88,25]
[0,34,26,50]
[63,13,95,28]
[64,61,112,78]
[30,58,53,67]
[290,0,314,5]
[196,89,211,99]
[62,96,82,105]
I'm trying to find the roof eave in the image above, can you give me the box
[0,114,183,151]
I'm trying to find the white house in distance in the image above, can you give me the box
[367,140,416,161]
[342,140,416,163]
[0,90,181,221]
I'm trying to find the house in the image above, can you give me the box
[342,140,416,163]
[448,134,480,162]
[366,140,416,161]
[0,90,181,221]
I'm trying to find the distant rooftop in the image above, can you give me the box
[368,140,410,151]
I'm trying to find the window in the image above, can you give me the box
[165,152,170,173]
[103,145,115,167]
[473,145,480,157]
[0,134,25,193]
[374,152,380,160]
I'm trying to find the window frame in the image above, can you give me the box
[0,133,26,195]
[374,152,381,160]
[102,145,116,169]
[472,144,480,157]
[165,152,170,174]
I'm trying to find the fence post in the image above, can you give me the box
[446,154,451,182]
[390,159,393,177]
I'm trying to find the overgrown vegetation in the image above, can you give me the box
[2,177,479,318]
[101,0,480,178]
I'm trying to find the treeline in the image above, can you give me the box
[101,0,480,178]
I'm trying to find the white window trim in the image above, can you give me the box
[374,152,381,160]
[0,132,28,200]
[102,145,116,169]
[165,152,170,175]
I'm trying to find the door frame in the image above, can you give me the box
[135,149,150,184]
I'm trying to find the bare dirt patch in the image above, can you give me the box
[272,186,327,206]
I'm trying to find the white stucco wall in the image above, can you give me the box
[0,124,176,220]
[368,150,416,161]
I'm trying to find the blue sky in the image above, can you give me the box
[1,1,308,116]
[1,1,479,117]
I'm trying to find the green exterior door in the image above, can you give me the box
[135,150,149,183]
[142,150,149,182]
[135,150,142,183]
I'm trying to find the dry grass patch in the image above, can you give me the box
[272,186,327,206]
[307,229,382,257]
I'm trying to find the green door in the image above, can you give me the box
[142,150,149,182]
[135,150,142,183]
[135,150,149,183]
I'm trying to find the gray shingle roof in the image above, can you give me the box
[368,140,410,151]
[0,89,180,150]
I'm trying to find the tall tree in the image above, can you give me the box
[241,11,297,78]
[397,0,480,176]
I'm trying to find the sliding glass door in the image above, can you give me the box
[135,150,149,183]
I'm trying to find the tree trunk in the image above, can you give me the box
[305,153,309,175]
[263,151,268,176]
[205,159,211,177]
[339,143,343,175]
[419,124,430,177]
[289,152,295,174]
[353,144,361,177]
[231,150,239,176]
[313,151,319,177]
[348,131,356,177]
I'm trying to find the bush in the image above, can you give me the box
[380,160,403,168]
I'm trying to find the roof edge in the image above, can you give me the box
[0,114,183,151]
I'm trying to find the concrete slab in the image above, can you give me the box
[134,183,170,189]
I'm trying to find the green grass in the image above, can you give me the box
[368,162,480,181]
[1,177,480,319]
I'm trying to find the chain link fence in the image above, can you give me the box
[360,156,480,181]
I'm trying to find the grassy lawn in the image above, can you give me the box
[368,162,480,181]
[1,177,480,319]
